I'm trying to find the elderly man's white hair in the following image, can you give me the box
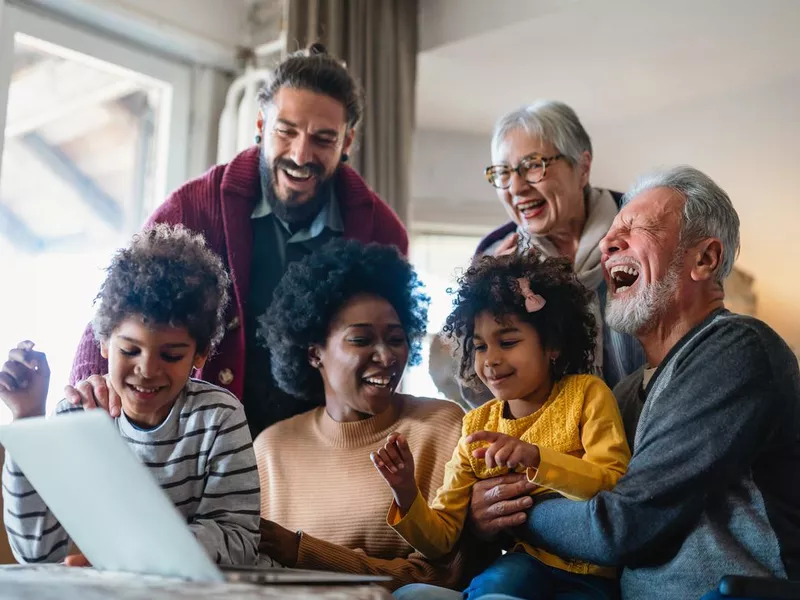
[623,166,740,284]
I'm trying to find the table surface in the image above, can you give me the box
[0,565,392,599]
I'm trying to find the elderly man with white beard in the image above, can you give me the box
[449,166,800,600]
[510,166,800,599]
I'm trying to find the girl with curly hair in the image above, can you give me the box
[253,238,493,592]
[374,253,631,600]
[0,225,260,567]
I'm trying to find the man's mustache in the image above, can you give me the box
[273,158,324,177]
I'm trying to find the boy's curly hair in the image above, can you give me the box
[262,239,429,401]
[92,224,230,355]
[443,252,597,388]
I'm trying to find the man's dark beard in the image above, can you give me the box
[259,151,335,226]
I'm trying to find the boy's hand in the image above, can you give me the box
[466,431,541,471]
[0,341,50,420]
[64,552,91,567]
[371,432,418,512]
[64,374,121,418]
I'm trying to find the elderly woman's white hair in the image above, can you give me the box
[490,100,593,167]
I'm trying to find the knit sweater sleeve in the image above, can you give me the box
[528,377,631,500]
[68,195,187,385]
[69,323,106,385]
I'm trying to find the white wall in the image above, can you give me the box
[419,0,579,53]
[410,128,506,230]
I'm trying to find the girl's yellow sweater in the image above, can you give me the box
[389,374,631,577]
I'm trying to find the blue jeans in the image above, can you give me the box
[465,552,619,600]
[392,587,515,600]
[393,553,619,600]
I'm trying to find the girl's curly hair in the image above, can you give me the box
[443,252,597,388]
[262,239,429,401]
[92,224,230,355]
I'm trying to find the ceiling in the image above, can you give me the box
[417,0,800,133]
[415,0,800,349]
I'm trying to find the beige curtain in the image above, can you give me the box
[287,0,418,224]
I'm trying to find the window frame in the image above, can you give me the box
[0,2,192,207]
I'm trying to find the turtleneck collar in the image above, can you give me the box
[313,395,405,449]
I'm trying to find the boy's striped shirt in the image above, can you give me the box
[2,379,260,566]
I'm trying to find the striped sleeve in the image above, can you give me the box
[188,402,260,566]
[2,455,70,564]
[1,402,82,563]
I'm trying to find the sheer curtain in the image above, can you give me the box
[287,0,418,224]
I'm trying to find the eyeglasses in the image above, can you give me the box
[484,154,565,189]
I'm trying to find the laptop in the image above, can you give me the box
[0,410,389,585]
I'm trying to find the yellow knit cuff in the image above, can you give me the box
[529,445,559,487]
[528,445,599,501]
[387,488,426,528]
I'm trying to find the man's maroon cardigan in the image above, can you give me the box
[69,146,409,401]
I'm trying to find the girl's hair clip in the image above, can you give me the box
[517,277,546,313]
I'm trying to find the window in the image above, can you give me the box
[404,233,482,403]
[0,5,191,424]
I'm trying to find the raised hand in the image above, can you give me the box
[466,431,541,471]
[0,341,51,420]
[371,432,418,511]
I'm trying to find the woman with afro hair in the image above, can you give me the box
[253,239,494,592]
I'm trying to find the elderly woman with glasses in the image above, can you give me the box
[461,101,645,397]
[408,102,647,600]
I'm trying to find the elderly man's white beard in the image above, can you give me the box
[605,256,682,336]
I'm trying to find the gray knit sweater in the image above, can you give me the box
[523,310,800,599]
[2,379,260,566]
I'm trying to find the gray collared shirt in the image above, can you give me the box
[251,184,344,241]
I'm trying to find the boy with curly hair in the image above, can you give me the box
[1,224,260,567]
